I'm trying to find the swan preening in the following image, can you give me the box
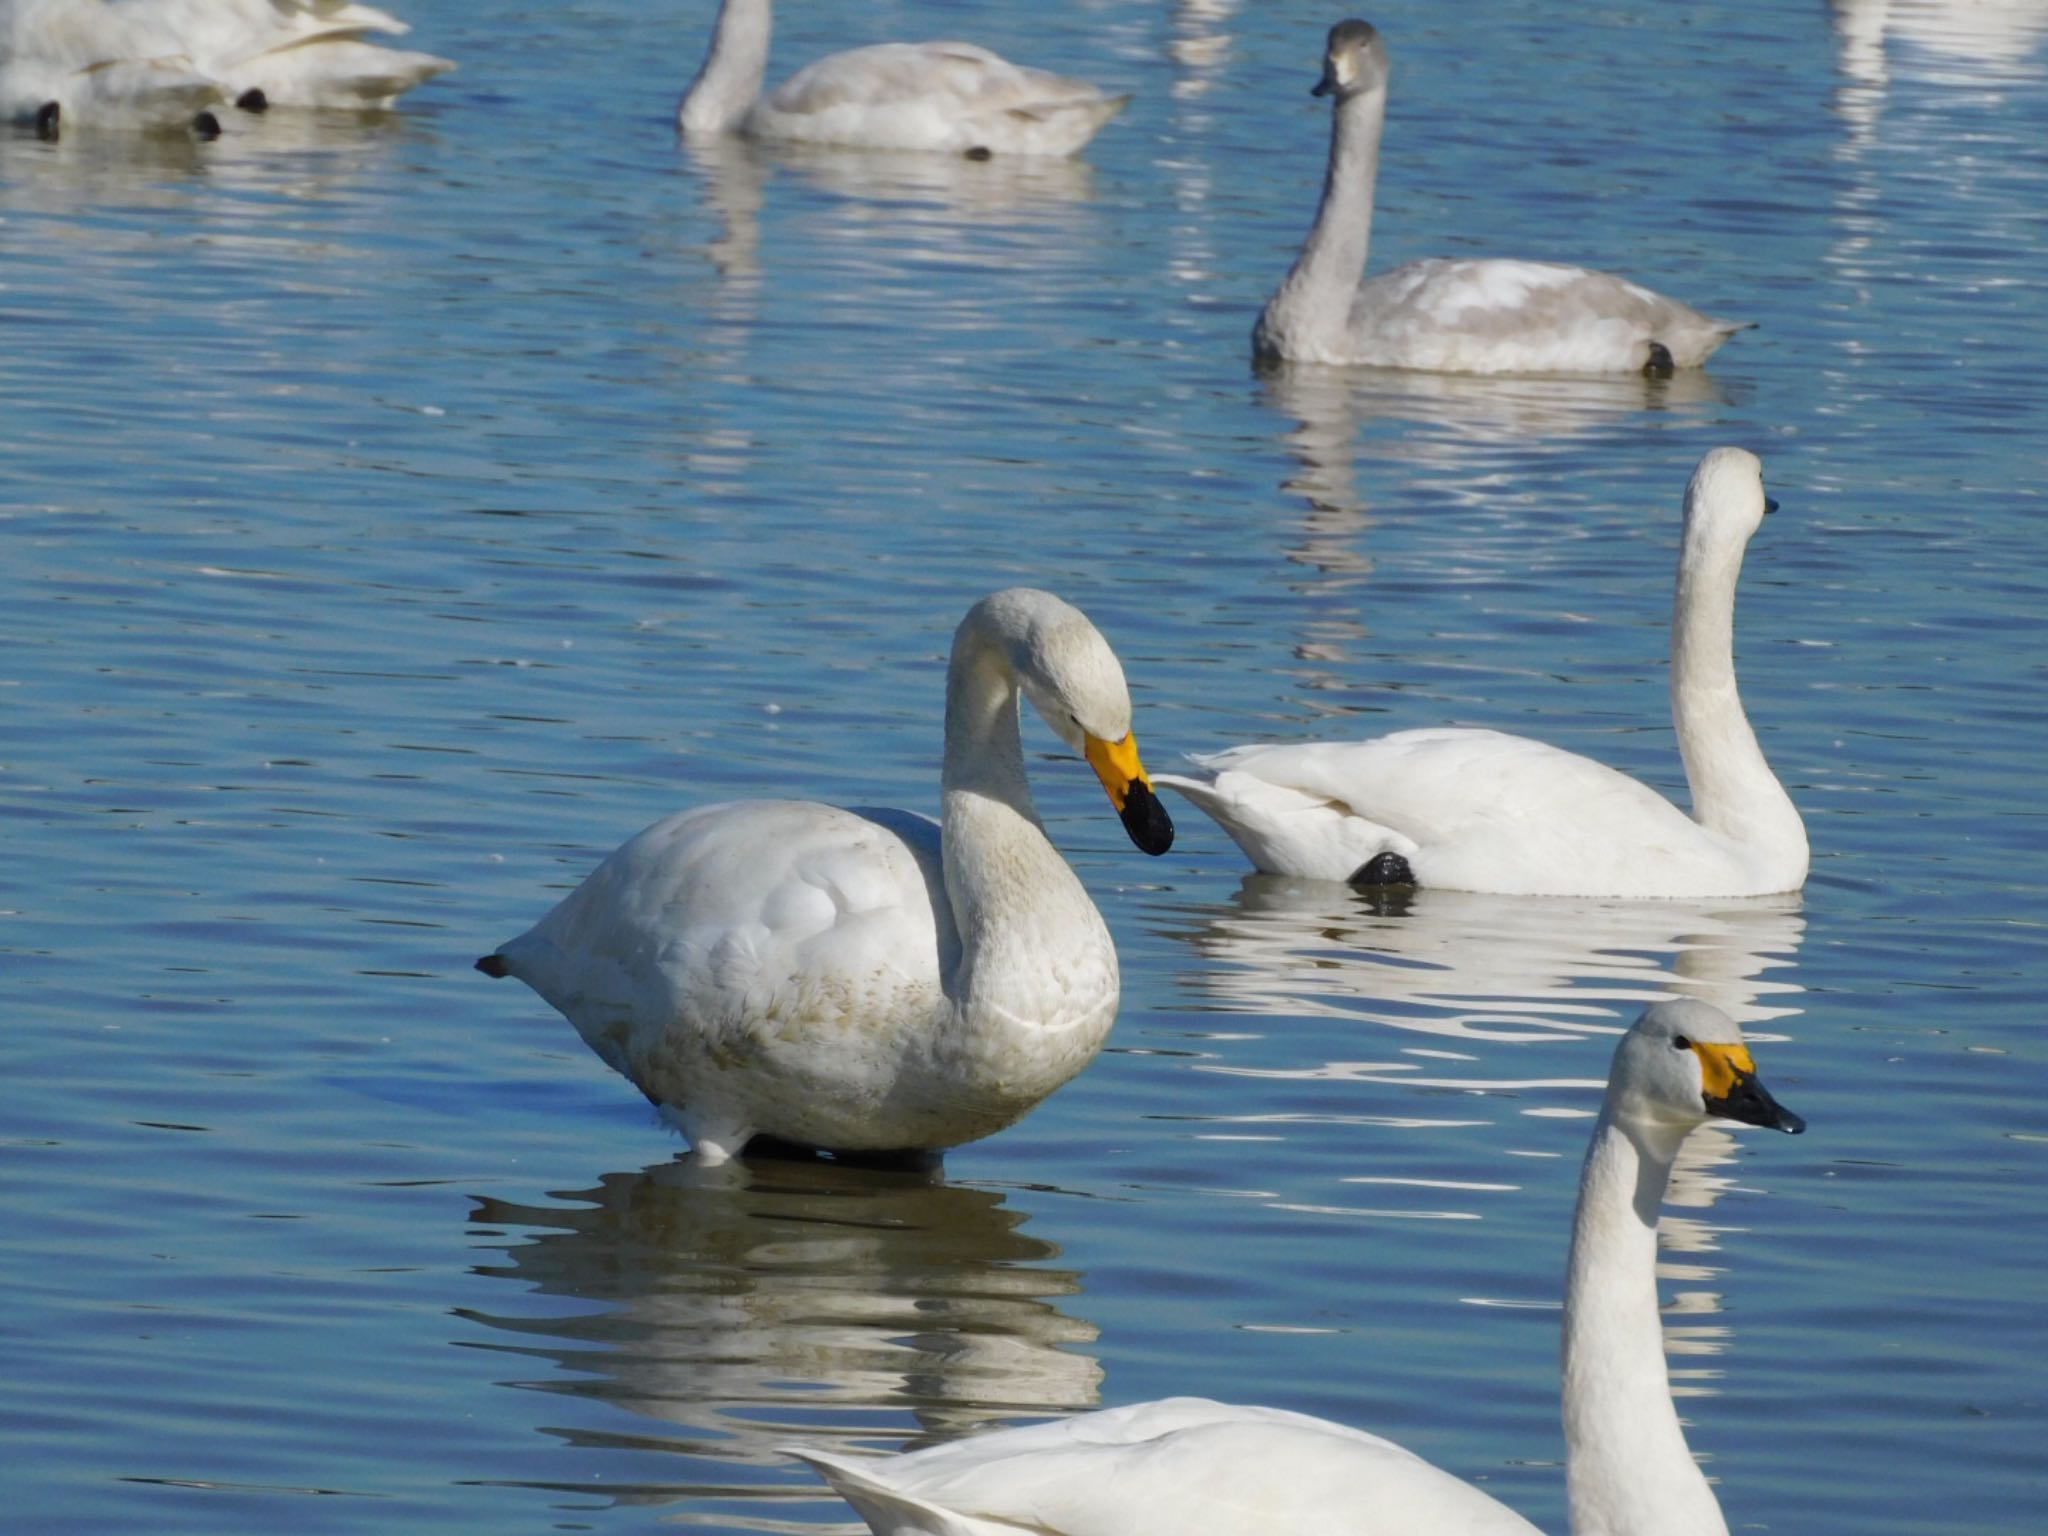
[477,589,1174,1165]
[676,0,1128,157]
[1255,20,1748,373]
[795,998,1805,1535]
[1155,448,1808,899]
[2,0,450,138]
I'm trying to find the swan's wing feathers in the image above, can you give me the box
[797,1399,1540,1536]
[756,40,1122,153]
[1182,730,1716,894]
[1353,259,1739,371]
[502,802,950,1067]
[769,41,1094,115]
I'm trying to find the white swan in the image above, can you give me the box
[3,0,451,139]
[1152,448,1808,898]
[675,0,1129,157]
[1254,20,1748,374]
[476,589,1176,1165]
[793,997,1805,1535]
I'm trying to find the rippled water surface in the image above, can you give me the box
[4,1,2045,1532]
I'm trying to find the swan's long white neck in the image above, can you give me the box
[1254,82,1384,361]
[678,0,771,134]
[1562,1111,1729,1536]
[1669,511,1807,878]
[939,615,1112,1029]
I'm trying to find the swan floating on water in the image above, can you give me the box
[1254,20,1748,374]
[2,0,451,139]
[476,588,1175,1165]
[1153,448,1808,898]
[793,997,1805,1535]
[676,0,1128,157]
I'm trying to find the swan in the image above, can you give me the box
[1152,448,1808,898]
[476,588,1175,1165]
[675,0,1129,158]
[793,997,1805,1535]
[1254,20,1748,374]
[3,0,451,139]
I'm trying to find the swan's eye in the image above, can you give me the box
[1671,1034,1694,1051]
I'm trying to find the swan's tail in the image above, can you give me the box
[228,38,452,109]
[1004,89,1128,155]
[787,1448,1024,1536]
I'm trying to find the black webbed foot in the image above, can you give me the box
[1350,851,1415,887]
[1643,340,1676,378]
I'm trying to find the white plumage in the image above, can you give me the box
[477,589,1175,1165]
[1154,448,1808,898]
[2,0,450,136]
[793,999,1805,1535]
[1255,20,1747,373]
[676,0,1127,157]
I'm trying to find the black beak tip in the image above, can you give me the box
[1763,495,1780,515]
[1121,782,1175,856]
[1775,1107,1807,1135]
[1311,79,1334,97]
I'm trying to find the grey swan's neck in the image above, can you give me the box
[678,0,773,135]
[1562,1112,1730,1536]
[1254,81,1385,363]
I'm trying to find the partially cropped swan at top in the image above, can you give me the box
[1254,20,1748,374]
[476,589,1175,1165]
[675,0,1129,157]
[794,998,1806,1535]
[2,0,451,139]
[1153,448,1807,898]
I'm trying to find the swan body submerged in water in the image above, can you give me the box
[675,0,1127,157]
[1254,20,1747,374]
[1155,449,1807,898]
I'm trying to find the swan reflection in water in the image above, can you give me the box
[681,132,1103,283]
[460,1155,1100,1514]
[1167,877,1805,1043]
[1157,879,1805,1394]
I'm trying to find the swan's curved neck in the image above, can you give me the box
[1255,84,1384,359]
[1562,1112,1728,1536]
[939,620,1100,1017]
[1670,527,1805,866]
[678,0,771,134]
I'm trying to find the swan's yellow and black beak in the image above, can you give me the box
[1084,732,1174,856]
[1695,1041,1805,1134]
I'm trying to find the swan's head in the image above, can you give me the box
[969,588,1175,857]
[1313,19,1389,101]
[1681,446,1777,555]
[1608,999,1804,1139]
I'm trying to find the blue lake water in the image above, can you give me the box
[3,0,2044,1531]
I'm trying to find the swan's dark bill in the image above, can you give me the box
[34,102,59,141]
[193,110,222,140]
[1704,1063,1804,1134]
[236,89,270,113]
[1119,781,1175,856]
[475,952,511,978]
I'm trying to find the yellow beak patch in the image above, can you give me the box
[1693,1041,1757,1101]
[1084,731,1153,812]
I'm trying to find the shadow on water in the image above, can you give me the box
[457,1154,1100,1512]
